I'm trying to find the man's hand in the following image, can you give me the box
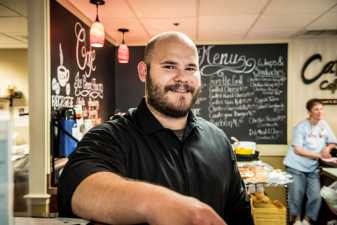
[146,192,227,225]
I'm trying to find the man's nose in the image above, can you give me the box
[174,68,190,82]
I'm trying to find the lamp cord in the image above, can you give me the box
[95,4,99,22]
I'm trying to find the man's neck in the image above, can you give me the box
[145,101,188,130]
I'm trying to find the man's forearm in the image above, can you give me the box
[71,171,156,224]
[71,171,227,225]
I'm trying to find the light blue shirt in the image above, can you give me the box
[284,119,337,172]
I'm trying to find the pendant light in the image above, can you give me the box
[118,28,129,64]
[90,0,105,48]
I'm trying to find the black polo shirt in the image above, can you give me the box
[58,99,253,225]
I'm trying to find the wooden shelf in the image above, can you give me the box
[0,91,23,106]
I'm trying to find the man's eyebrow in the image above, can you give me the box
[160,61,198,68]
[160,60,178,65]
[186,63,197,68]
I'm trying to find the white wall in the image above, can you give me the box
[0,49,28,105]
[0,49,29,145]
[289,38,337,137]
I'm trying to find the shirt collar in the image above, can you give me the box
[133,98,199,135]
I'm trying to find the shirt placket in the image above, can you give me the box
[179,140,190,194]
[179,126,196,195]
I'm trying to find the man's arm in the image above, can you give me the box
[72,171,227,225]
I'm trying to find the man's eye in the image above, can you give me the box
[163,65,176,70]
[186,67,197,71]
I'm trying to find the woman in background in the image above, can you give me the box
[284,98,337,225]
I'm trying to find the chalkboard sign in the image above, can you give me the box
[193,44,287,144]
[50,0,115,122]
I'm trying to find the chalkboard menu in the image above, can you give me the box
[193,44,287,144]
[50,0,115,122]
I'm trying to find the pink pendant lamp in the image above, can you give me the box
[90,0,105,48]
[118,28,130,63]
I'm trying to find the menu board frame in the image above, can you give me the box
[193,44,288,144]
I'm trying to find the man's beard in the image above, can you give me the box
[146,72,200,118]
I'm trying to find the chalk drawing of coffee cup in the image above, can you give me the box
[58,66,69,87]
[57,43,70,87]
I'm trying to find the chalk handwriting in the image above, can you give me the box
[75,22,97,78]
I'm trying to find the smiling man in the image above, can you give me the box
[58,32,254,225]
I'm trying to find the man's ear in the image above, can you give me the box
[137,61,147,82]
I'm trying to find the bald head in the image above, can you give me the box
[144,31,198,65]
[137,31,201,119]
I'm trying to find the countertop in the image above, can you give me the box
[321,167,337,180]
[14,217,88,225]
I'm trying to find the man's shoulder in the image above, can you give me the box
[92,112,137,135]
[107,112,132,124]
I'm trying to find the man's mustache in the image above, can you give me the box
[165,83,195,93]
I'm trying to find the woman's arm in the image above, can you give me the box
[293,145,321,160]
[293,144,336,160]
[320,144,337,158]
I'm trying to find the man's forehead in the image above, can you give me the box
[153,38,198,60]
[155,35,195,50]
[149,31,195,45]
[156,51,199,67]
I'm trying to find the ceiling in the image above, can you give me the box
[0,0,337,48]
[0,0,27,48]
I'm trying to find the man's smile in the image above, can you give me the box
[165,83,194,94]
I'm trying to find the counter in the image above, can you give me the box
[14,217,88,225]
[321,167,337,180]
